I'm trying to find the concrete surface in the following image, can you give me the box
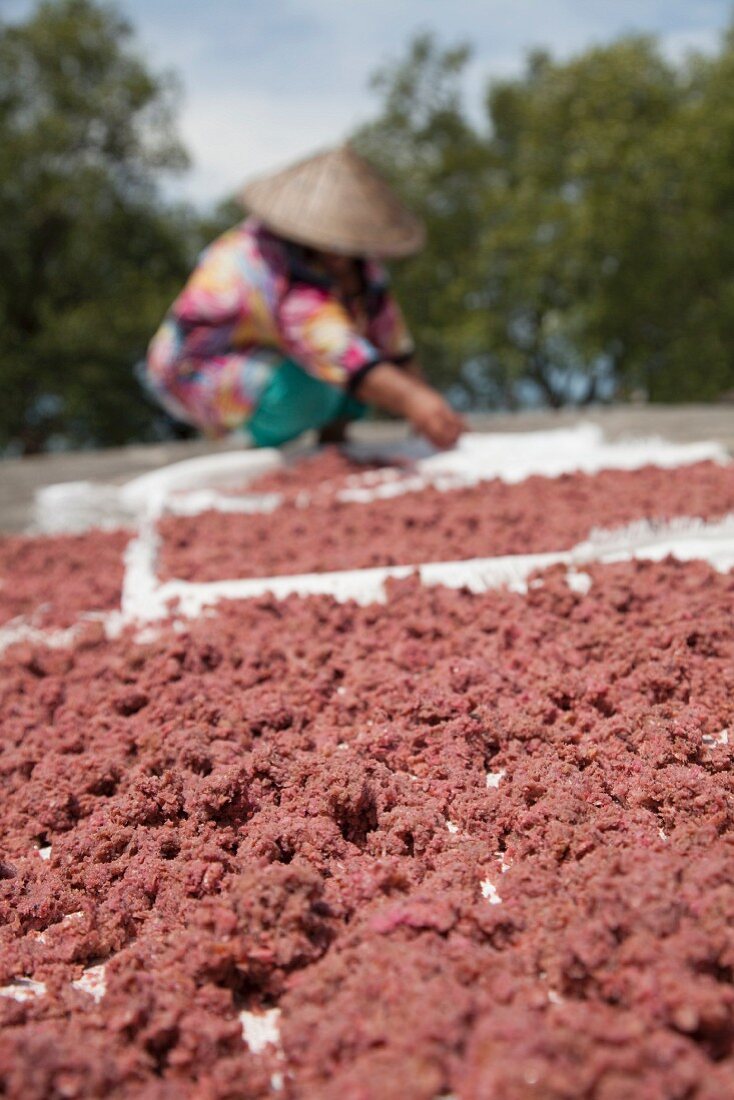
[1,405,732,535]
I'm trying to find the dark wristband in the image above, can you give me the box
[346,356,383,395]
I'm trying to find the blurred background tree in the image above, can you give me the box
[0,0,201,452]
[2,1,734,452]
[354,30,734,409]
[352,35,493,402]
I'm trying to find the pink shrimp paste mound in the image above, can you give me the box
[159,460,734,581]
[0,529,131,630]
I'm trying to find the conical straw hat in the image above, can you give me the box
[240,144,425,258]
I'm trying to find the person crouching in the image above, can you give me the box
[144,144,464,450]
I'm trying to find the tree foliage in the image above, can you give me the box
[354,29,734,408]
[352,35,492,397]
[0,0,197,452]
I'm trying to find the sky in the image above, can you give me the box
[5,0,733,207]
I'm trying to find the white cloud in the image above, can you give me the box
[659,25,722,62]
[170,85,362,206]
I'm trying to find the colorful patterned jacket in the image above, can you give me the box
[146,217,415,434]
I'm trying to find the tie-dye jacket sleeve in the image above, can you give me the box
[174,230,249,326]
[277,285,385,390]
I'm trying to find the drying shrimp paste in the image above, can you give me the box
[159,461,734,582]
[2,554,734,1098]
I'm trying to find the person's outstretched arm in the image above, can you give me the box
[356,362,465,450]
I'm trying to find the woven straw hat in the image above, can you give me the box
[240,144,425,258]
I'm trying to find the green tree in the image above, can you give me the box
[479,39,684,406]
[356,28,734,407]
[637,28,734,401]
[0,0,195,452]
[352,34,492,397]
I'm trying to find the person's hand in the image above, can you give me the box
[355,362,465,449]
[405,387,465,449]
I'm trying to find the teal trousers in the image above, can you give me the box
[247,358,367,447]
